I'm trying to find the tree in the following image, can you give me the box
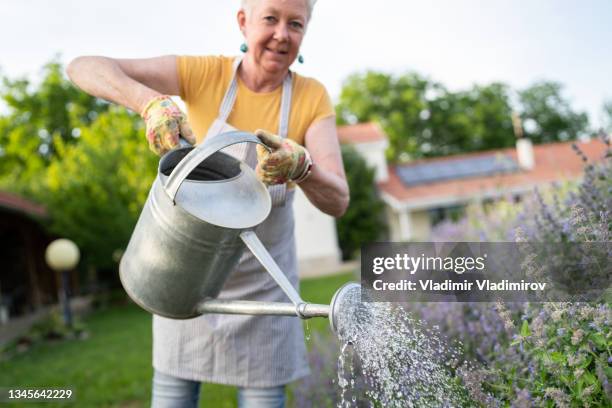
[518,81,590,143]
[336,71,433,162]
[336,71,516,162]
[428,82,515,156]
[0,60,109,193]
[336,146,387,260]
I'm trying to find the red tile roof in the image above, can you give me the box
[337,122,387,144]
[0,191,47,218]
[379,138,609,206]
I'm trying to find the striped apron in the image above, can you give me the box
[152,57,309,387]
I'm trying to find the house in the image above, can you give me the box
[337,122,609,241]
[0,192,56,323]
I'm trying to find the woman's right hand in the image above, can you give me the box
[67,55,192,155]
[141,96,196,155]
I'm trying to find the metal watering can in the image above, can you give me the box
[119,131,356,333]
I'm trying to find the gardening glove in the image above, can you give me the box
[255,129,310,185]
[140,95,196,156]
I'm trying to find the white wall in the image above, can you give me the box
[410,210,432,240]
[386,206,402,241]
[293,187,341,275]
[385,207,432,241]
[351,140,389,182]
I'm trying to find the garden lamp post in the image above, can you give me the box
[45,239,80,329]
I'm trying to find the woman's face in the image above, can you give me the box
[238,0,308,75]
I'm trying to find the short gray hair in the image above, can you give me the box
[241,0,317,21]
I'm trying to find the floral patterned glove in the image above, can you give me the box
[140,95,196,155]
[255,129,311,185]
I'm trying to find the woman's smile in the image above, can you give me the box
[264,47,289,57]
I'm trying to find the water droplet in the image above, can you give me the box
[304,319,311,341]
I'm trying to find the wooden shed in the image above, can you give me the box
[0,191,58,321]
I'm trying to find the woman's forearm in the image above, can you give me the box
[297,116,350,217]
[298,165,349,218]
[67,56,159,114]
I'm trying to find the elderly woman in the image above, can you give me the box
[67,0,348,406]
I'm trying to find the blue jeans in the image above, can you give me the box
[151,370,286,408]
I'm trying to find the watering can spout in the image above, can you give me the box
[195,282,360,335]
[196,300,330,319]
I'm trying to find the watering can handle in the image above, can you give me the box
[163,131,269,202]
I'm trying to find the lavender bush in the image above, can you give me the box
[421,132,612,406]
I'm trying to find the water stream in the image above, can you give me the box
[333,285,470,407]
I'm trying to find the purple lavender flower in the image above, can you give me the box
[424,138,611,406]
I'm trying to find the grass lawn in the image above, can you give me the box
[0,272,354,407]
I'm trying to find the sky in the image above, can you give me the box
[1,0,611,128]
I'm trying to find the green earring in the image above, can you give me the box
[240,43,248,53]
[298,54,304,64]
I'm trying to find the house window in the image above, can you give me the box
[428,205,466,226]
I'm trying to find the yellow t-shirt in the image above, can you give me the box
[177,55,335,145]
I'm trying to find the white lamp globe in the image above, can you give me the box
[45,239,80,271]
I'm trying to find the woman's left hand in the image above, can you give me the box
[255,129,310,185]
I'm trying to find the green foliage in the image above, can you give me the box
[0,60,109,193]
[336,71,432,161]
[42,107,157,269]
[518,81,590,143]
[336,72,591,163]
[493,303,611,407]
[336,145,386,260]
[427,82,516,157]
